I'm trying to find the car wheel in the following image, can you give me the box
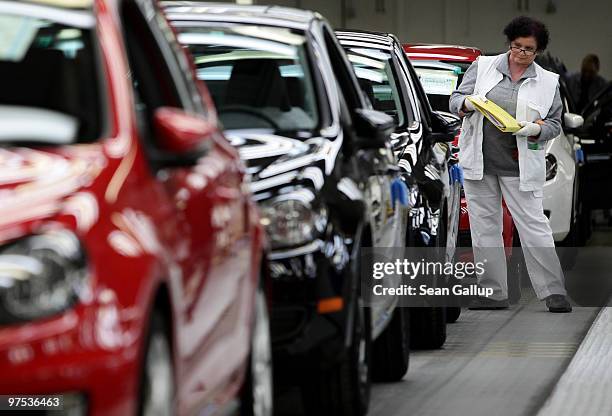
[302,298,371,416]
[140,311,174,416]
[410,200,449,347]
[371,306,410,382]
[409,306,447,349]
[446,306,461,323]
[241,288,273,416]
[558,189,584,269]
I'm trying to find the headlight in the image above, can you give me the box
[546,154,557,181]
[260,198,327,249]
[0,230,88,324]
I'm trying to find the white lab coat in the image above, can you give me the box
[457,53,559,192]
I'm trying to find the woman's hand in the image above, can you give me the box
[513,120,542,137]
[462,94,487,113]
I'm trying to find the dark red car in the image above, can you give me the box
[0,1,271,415]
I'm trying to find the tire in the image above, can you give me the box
[241,288,273,416]
[410,306,446,349]
[446,306,461,323]
[301,298,371,416]
[139,311,174,416]
[558,189,584,269]
[408,200,448,348]
[371,306,410,382]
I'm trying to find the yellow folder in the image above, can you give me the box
[467,96,521,133]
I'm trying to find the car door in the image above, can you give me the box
[120,1,252,412]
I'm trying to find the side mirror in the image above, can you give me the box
[564,112,584,130]
[430,110,461,143]
[154,107,214,155]
[353,108,396,149]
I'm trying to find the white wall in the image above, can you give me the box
[253,0,612,79]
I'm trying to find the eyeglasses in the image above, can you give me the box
[510,45,537,56]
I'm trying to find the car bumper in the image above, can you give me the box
[267,239,352,382]
[0,302,141,415]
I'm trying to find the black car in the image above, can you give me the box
[576,81,612,218]
[336,30,462,342]
[534,53,591,248]
[164,3,416,414]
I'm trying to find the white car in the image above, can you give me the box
[543,109,584,244]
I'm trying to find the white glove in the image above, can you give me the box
[513,121,541,137]
[463,95,486,112]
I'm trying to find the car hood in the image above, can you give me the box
[224,130,340,195]
[0,145,107,243]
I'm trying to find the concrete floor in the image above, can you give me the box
[275,223,612,416]
[370,295,599,416]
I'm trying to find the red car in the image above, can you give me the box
[404,44,515,255]
[0,1,271,415]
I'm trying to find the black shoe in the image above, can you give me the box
[468,297,509,310]
[545,295,572,313]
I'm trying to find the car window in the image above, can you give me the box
[395,52,423,127]
[411,60,472,114]
[561,94,569,115]
[120,0,203,150]
[413,62,462,113]
[321,25,364,113]
[401,56,433,129]
[344,47,406,126]
[174,25,319,133]
[583,86,612,132]
[0,2,103,144]
[121,2,186,111]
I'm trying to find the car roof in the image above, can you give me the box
[161,1,318,30]
[335,29,395,51]
[403,43,482,62]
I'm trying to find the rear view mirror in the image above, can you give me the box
[564,112,584,130]
[353,108,396,149]
[154,107,214,154]
[430,110,461,143]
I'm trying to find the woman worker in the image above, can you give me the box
[449,16,572,312]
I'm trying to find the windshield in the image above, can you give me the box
[174,25,319,133]
[0,2,103,144]
[413,61,470,112]
[344,47,405,126]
